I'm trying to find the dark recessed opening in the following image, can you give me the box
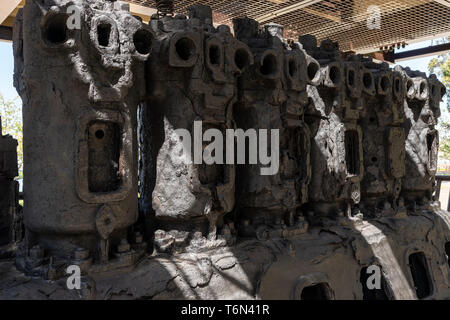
[133,29,152,55]
[307,62,319,82]
[44,14,68,44]
[408,252,432,299]
[208,45,221,66]
[369,117,376,123]
[380,76,390,92]
[234,48,249,70]
[360,266,390,300]
[300,283,333,300]
[371,156,378,163]
[260,54,277,76]
[95,129,105,139]
[427,132,437,170]
[348,69,355,87]
[329,66,341,85]
[420,82,427,96]
[363,72,372,89]
[407,80,415,96]
[88,121,121,193]
[288,58,298,78]
[97,23,111,47]
[175,37,196,61]
[394,78,401,94]
[345,130,360,175]
[445,242,450,268]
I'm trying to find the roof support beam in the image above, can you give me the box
[302,7,341,23]
[433,0,450,8]
[0,26,13,42]
[256,0,323,23]
[394,42,450,62]
[365,42,450,64]
[0,0,22,25]
[128,3,157,23]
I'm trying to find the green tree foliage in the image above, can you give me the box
[429,38,450,159]
[0,93,23,179]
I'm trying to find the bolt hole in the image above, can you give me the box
[260,54,277,76]
[133,29,152,55]
[371,156,378,163]
[95,129,105,140]
[175,37,196,61]
[44,14,68,44]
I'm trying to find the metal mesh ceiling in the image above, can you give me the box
[128,0,450,53]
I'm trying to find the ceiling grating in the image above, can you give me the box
[128,0,450,53]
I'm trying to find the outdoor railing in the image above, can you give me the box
[435,175,450,211]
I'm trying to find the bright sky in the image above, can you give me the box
[394,40,442,75]
[0,42,16,102]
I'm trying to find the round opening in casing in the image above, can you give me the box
[133,29,153,55]
[175,37,196,61]
[43,14,68,44]
[95,129,105,140]
[260,54,277,76]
